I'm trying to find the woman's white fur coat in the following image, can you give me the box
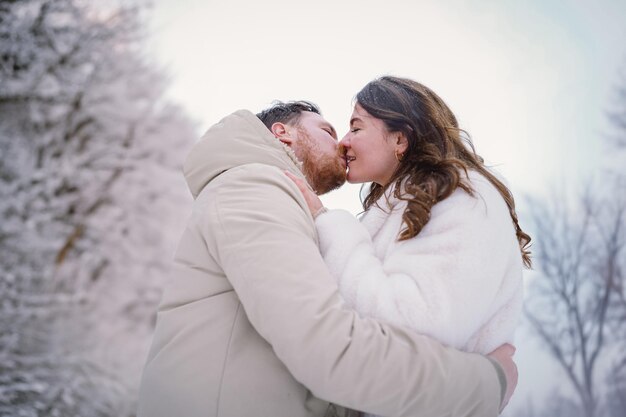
[316,171,523,355]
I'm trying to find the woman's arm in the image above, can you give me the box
[316,184,520,351]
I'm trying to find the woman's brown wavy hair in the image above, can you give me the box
[357,76,532,268]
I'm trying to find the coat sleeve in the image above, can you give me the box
[202,163,504,417]
[315,183,518,352]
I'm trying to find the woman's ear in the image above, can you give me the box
[271,122,293,145]
[396,133,409,154]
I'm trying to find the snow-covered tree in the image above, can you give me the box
[0,0,196,415]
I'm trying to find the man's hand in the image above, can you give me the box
[285,170,325,217]
[487,343,517,412]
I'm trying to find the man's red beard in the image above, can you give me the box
[297,128,346,195]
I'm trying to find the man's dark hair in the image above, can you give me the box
[256,100,321,130]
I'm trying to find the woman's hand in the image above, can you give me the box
[284,171,325,218]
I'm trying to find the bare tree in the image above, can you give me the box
[524,60,626,416]
[524,182,625,417]
[602,67,626,417]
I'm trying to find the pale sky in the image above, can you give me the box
[146,0,626,414]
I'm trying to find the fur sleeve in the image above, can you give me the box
[316,178,522,352]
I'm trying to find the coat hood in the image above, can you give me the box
[183,109,303,199]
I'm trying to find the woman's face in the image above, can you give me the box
[340,104,403,186]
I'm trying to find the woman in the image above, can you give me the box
[288,76,531,362]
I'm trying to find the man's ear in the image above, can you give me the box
[271,122,293,146]
[396,132,409,154]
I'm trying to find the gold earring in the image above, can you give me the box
[395,150,404,162]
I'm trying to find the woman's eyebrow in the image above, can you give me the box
[350,117,363,125]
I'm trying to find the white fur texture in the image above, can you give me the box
[316,171,523,355]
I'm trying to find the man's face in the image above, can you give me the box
[288,112,347,194]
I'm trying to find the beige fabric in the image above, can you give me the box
[137,110,505,417]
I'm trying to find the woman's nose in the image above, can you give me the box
[340,134,351,147]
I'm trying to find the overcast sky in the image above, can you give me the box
[146,0,626,414]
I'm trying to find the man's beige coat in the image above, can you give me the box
[137,110,505,417]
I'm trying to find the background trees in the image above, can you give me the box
[0,0,195,415]
[524,184,624,417]
[522,67,626,417]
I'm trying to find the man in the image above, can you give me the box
[137,101,517,417]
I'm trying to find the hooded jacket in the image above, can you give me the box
[137,110,506,417]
